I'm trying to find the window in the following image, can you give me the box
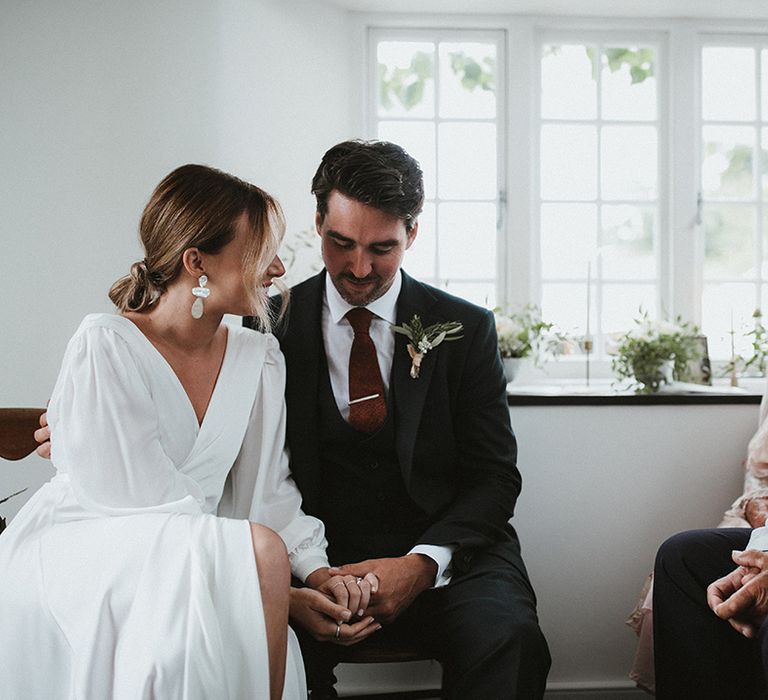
[700,40,768,358]
[370,29,504,308]
[363,20,768,367]
[537,38,662,356]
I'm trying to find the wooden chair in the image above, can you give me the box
[0,408,44,461]
[0,408,45,533]
[328,639,441,700]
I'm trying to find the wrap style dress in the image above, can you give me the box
[0,313,329,699]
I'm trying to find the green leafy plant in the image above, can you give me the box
[611,310,702,393]
[494,305,567,365]
[722,308,768,378]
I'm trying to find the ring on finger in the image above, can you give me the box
[335,623,341,640]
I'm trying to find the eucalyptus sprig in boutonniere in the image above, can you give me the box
[392,314,464,378]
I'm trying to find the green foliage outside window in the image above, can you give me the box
[379,50,495,112]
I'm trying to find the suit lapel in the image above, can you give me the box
[393,271,439,482]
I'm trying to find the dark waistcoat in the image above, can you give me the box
[317,358,430,566]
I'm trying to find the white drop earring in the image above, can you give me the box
[191,275,210,319]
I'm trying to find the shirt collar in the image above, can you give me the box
[324,270,402,325]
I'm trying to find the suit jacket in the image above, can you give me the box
[259,270,521,557]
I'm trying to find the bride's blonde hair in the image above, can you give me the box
[109,164,287,331]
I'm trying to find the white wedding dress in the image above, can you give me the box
[0,314,329,699]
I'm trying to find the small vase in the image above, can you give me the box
[502,357,530,384]
[634,360,674,393]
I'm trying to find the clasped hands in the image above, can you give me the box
[708,549,768,638]
[290,554,437,646]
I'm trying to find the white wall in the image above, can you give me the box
[2,0,351,516]
[512,402,758,691]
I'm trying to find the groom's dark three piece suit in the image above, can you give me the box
[255,269,550,698]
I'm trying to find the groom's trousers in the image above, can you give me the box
[653,528,768,699]
[294,540,551,700]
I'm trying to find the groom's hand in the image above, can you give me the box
[329,554,437,625]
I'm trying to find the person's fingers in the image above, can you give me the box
[727,616,757,638]
[38,411,48,428]
[345,576,362,617]
[714,584,757,620]
[33,425,50,445]
[363,572,379,594]
[733,549,768,570]
[707,580,732,609]
[311,589,352,624]
[335,617,381,645]
[35,442,51,459]
[357,578,372,614]
[326,576,350,610]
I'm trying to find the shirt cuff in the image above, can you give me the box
[747,526,768,551]
[408,544,456,588]
[290,551,330,583]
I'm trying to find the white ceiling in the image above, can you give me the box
[309,0,768,20]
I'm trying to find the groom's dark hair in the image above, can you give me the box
[312,139,424,232]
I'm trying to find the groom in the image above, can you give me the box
[253,140,550,699]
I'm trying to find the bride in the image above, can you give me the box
[0,164,356,699]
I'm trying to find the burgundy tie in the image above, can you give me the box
[346,307,387,433]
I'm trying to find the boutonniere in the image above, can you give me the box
[392,314,464,378]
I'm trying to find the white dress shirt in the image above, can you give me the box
[321,272,454,586]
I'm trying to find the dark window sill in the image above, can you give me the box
[507,391,762,406]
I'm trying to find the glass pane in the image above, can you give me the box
[702,282,756,358]
[540,203,597,278]
[601,125,657,200]
[703,204,756,279]
[601,284,657,336]
[442,281,496,309]
[378,121,437,199]
[542,282,593,336]
[438,202,496,279]
[439,42,496,119]
[762,129,768,200]
[601,46,657,121]
[763,50,768,123]
[601,205,657,279]
[702,126,755,200]
[438,122,496,200]
[541,44,596,120]
[377,42,435,119]
[702,46,755,122]
[403,201,436,279]
[540,125,597,200]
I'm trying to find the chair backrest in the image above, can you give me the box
[0,408,45,461]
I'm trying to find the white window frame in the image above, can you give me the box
[352,13,768,377]
[534,29,669,361]
[698,34,768,357]
[366,26,507,303]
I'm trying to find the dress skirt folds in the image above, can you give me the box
[0,314,328,699]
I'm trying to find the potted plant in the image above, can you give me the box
[494,304,567,383]
[611,310,702,394]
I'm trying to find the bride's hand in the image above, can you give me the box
[319,572,379,618]
[289,587,380,646]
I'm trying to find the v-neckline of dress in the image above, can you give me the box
[112,315,233,433]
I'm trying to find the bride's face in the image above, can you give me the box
[203,213,285,317]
